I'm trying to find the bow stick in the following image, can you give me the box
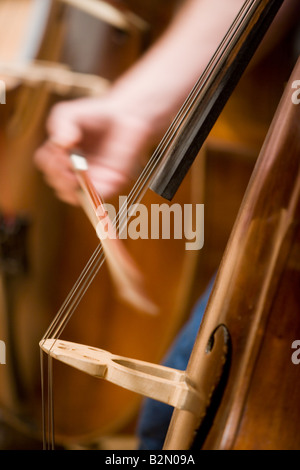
[70,153,157,315]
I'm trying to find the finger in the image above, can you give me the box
[35,141,80,202]
[35,141,72,173]
[87,162,133,199]
[46,102,83,149]
[53,188,80,206]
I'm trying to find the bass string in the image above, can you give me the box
[40,62,203,342]
[40,0,256,448]
[40,0,253,344]
[40,350,55,449]
[39,76,205,447]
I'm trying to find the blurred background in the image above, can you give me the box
[0,0,298,450]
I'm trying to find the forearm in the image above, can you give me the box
[35,0,298,204]
[107,0,245,137]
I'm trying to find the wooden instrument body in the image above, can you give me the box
[0,0,67,444]
[164,56,300,451]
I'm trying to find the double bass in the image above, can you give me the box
[40,0,300,450]
[164,53,300,451]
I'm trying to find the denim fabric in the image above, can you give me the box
[136,277,215,450]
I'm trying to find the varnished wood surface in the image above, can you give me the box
[164,56,300,451]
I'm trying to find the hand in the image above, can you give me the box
[35,0,257,206]
[34,96,155,205]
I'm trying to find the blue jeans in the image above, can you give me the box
[136,277,215,450]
